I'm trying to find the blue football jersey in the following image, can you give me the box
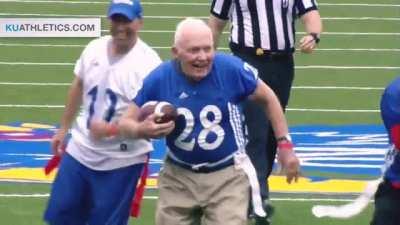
[381,76,400,183]
[134,53,258,164]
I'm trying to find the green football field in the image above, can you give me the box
[0,0,399,224]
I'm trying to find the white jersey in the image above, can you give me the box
[67,35,162,170]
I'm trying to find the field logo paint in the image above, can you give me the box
[0,123,387,192]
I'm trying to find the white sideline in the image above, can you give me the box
[0,104,379,112]
[2,0,400,7]
[0,62,398,70]
[1,43,400,52]
[0,82,385,90]
[0,193,365,202]
[0,13,399,21]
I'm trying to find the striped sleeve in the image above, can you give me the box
[210,0,233,20]
[295,0,318,17]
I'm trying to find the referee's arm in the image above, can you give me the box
[299,10,323,53]
[208,15,228,49]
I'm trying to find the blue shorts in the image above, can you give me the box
[44,153,144,225]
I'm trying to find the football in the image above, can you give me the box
[138,101,178,123]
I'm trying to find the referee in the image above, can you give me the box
[209,1,322,225]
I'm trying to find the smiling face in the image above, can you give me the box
[109,14,142,54]
[172,19,215,82]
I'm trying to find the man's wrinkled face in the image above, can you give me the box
[110,14,142,53]
[173,29,214,82]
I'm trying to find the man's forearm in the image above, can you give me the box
[208,15,228,48]
[301,10,323,35]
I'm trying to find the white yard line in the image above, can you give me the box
[292,86,384,90]
[0,82,385,90]
[0,104,64,108]
[287,108,379,113]
[2,0,400,7]
[295,66,400,70]
[0,193,364,202]
[136,30,400,36]
[0,82,70,86]
[0,61,398,70]
[0,12,399,21]
[0,62,74,65]
[0,104,379,112]
[1,43,400,52]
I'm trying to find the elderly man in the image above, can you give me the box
[92,17,300,225]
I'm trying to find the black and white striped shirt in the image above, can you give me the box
[211,0,318,53]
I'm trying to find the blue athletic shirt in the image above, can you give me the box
[134,53,258,164]
[381,76,400,183]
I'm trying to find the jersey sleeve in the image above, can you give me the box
[133,64,165,107]
[108,47,162,103]
[295,0,318,17]
[210,0,233,20]
[226,56,259,101]
[73,39,97,79]
[73,47,87,79]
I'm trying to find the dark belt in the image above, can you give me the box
[229,42,292,60]
[166,156,234,173]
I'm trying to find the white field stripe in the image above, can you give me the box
[298,152,385,157]
[0,104,378,112]
[0,82,385,91]
[287,108,379,112]
[295,147,385,152]
[1,12,399,22]
[313,48,400,52]
[0,61,398,70]
[0,13,207,18]
[2,0,400,7]
[299,31,400,36]
[0,62,73,66]
[0,43,85,48]
[301,157,383,161]
[322,17,400,21]
[0,104,64,108]
[301,162,381,168]
[104,29,400,36]
[0,193,365,202]
[318,3,400,7]
[1,43,400,53]
[292,86,384,90]
[296,66,400,70]
[0,82,70,86]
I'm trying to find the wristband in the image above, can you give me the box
[277,140,294,151]
[309,33,320,44]
[106,124,119,137]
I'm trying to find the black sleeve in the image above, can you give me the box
[210,0,233,20]
[295,0,318,17]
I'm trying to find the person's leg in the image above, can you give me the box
[156,161,200,225]
[87,163,144,225]
[44,153,90,225]
[201,167,250,225]
[370,181,400,225]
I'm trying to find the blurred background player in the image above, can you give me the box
[208,1,322,224]
[371,76,400,225]
[43,1,172,224]
[92,17,300,225]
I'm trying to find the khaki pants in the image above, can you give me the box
[156,160,250,225]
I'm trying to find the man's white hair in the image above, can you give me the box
[174,17,212,47]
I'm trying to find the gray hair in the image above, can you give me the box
[174,17,212,47]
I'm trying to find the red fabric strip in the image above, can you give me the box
[131,156,149,217]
